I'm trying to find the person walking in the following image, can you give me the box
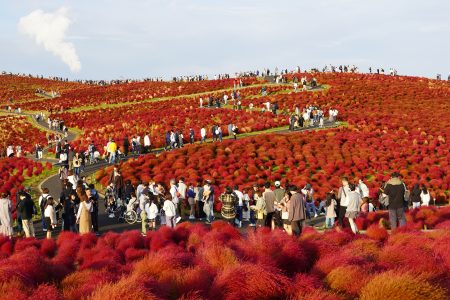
[17,192,36,237]
[325,192,337,229]
[0,193,13,237]
[263,182,276,228]
[39,188,51,232]
[381,172,406,230]
[76,197,93,234]
[123,136,130,157]
[346,184,361,234]
[139,190,149,235]
[187,184,196,220]
[200,127,206,144]
[337,177,351,228]
[163,195,177,228]
[420,185,431,206]
[189,128,195,144]
[219,187,238,226]
[169,179,181,223]
[44,197,57,239]
[410,184,421,208]
[288,185,306,236]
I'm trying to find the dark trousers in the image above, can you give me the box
[291,220,303,236]
[250,209,256,225]
[91,209,99,232]
[389,207,406,230]
[197,201,206,219]
[265,212,274,227]
[338,205,347,228]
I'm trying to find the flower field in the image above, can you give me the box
[0,74,83,102]
[95,73,450,203]
[0,212,449,299]
[0,157,52,207]
[19,77,262,111]
[0,115,49,153]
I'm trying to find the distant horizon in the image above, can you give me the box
[1,65,444,82]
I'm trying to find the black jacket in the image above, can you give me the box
[383,178,405,209]
[18,197,36,220]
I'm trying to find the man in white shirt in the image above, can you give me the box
[143,133,151,153]
[337,177,351,228]
[178,177,187,203]
[170,179,181,223]
[200,127,206,144]
[199,97,203,108]
[233,186,244,228]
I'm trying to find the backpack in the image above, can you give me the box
[403,182,410,202]
[40,194,50,211]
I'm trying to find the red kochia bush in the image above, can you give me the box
[230,228,316,276]
[210,263,292,300]
[365,224,389,242]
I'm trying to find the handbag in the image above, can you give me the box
[281,211,289,220]
[257,210,264,220]
[379,193,389,207]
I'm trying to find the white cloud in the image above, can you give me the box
[18,7,81,72]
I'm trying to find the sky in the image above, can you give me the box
[1,0,449,80]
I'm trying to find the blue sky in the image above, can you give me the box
[1,0,449,79]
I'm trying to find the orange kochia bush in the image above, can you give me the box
[0,115,49,154]
[0,223,449,299]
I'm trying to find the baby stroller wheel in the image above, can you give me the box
[124,210,137,224]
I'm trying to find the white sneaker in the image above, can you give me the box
[249,224,256,227]
[314,214,318,218]
[176,217,182,224]
[189,215,195,220]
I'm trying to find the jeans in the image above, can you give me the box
[207,201,214,222]
[389,207,406,230]
[109,152,116,164]
[306,202,317,217]
[74,167,80,176]
[264,212,274,227]
[338,205,347,227]
[91,209,99,232]
[249,209,256,225]
[325,217,335,228]
[41,213,47,231]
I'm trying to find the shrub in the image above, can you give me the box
[359,271,448,300]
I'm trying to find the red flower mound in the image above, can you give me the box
[0,221,449,298]
[359,271,448,300]
[366,224,389,242]
[209,263,292,300]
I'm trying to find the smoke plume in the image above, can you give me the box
[18,7,81,72]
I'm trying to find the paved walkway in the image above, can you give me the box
[16,109,335,238]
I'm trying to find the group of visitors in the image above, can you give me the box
[289,105,335,131]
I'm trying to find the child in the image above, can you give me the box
[145,195,159,231]
[44,197,57,239]
[325,193,337,229]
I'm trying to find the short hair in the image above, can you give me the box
[42,187,49,194]
[391,172,400,178]
[288,185,298,192]
[341,176,349,182]
[348,183,356,191]
[264,182,271,189]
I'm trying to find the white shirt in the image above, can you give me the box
[170,185,179,204]
[420,192,431,206]
[178,182,187,199]
[234,190,244,206]
[163,200,177,217]
[200,128,206,137]
[139,194,148,211]
[145,202,159,219]
[44,205,57,225]
[144,135,151,147]
[76,201,93,219]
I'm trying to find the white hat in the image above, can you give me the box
[275,181,281,187]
